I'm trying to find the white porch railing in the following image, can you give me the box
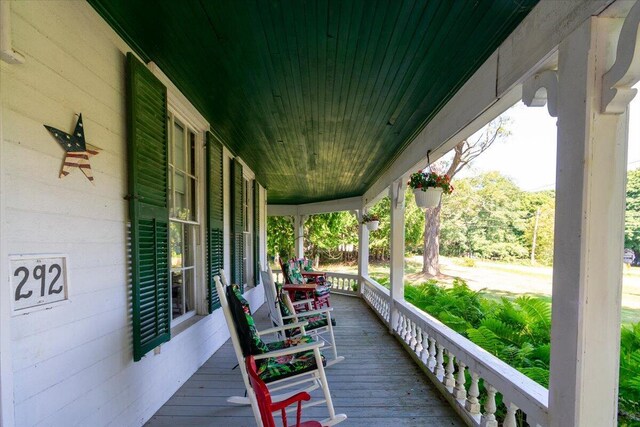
[271,269,360,296]
[268,269,548,425]
[360,276,549,427]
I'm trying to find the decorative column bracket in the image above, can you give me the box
[391,180,405,210]
[602,0,640,114]
[522,70,559,117]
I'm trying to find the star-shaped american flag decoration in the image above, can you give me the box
[44,114,101,183]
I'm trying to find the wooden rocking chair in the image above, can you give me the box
[215,270,346,427]
[262,266,344,366]
[246,355,324,427]
[280,259,331,309]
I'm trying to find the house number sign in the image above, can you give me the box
[10,255,69,314]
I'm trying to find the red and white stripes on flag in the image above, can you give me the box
[60,144,101,183]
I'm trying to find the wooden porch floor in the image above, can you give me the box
[146,294,464,427]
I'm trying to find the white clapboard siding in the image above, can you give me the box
[1,1,249,426]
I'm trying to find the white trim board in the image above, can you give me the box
[267,196,362,216]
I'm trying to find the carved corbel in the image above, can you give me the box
[522,70,559,117]
[602,0,640,114]
[391,180,405,210]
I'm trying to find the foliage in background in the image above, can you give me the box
[268,169,634,267]
[267,216,294,259]
[626,169,640,258]
[405,280,551,387]
[405,279,640,423]
[440,172,535,261]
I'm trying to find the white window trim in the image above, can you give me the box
[148,61,211,325]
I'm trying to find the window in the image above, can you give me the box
[243,178,253,286]
[168,115,200,323]
[128,53,223,362]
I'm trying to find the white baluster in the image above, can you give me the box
[419,330,429,364]
[465,371,481,416]
[454,361,467,400]
[444,350,455,389]
[399,315,407,337]
[415,327,424,358]
[428,338,436,371]
[435,343,445,380]
[481,384,498,427]
[402,317,410,342]
[503,401,519,427]
[409,322,418,349]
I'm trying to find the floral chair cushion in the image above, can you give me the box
[257,346,326,383]
[314,285,330,298]
[227,285,269,356]
[288,264,305,285]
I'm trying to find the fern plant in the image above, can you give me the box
[406,279,640,424]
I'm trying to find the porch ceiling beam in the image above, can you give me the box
[363,0,615,206]
[267,196,362,217]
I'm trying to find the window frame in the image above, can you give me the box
[167,109,206,327]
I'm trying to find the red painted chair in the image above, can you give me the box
[280,258,331,310]
[246,355,324,427]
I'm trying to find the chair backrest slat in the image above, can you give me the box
[261,266,283,326]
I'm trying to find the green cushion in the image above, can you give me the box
[314,285,330,297]
[289,265,304,284]
[257,345,326,383]
[231,285,270,354]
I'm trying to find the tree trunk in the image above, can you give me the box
[422,203,442,276]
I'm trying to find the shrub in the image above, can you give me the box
[405,279,640,423]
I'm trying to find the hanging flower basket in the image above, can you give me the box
[413,187,443,209]
[408,169,453,209]
[362,213,380,231]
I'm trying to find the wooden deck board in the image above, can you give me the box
[146,294,464,427]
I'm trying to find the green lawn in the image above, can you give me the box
[317,256,640,325]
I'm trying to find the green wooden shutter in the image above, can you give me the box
[206,132,224,312]
[231,159,244,291]
[253,181,261,285]
[126,53,170,362]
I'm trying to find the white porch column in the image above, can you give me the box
[549,12,636,427]
[357,208,369,295]
[293,214,305,259]
[389,180,405,331]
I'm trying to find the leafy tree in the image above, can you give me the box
[305,212,358,262]
[440,172,529,260]
[626,169,640,259]
[267,216,294,260]
[522,191,555,265]
[420,117,510,275]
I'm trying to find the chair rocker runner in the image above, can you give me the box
[246,355,324,427]
[214,270,346,427]
[262,267,344,366]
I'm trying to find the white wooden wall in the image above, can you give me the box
[0,2,265,426]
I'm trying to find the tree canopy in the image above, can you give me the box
[626,169,640,256]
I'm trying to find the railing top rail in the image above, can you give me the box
[395,298,548,419]
[325,272,359,279]
[361,275,390,297]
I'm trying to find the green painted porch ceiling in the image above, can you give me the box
[89,0,537,204]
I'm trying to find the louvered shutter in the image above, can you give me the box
[126,53,170,362]
[231,159,244,291]
[206,132,224,312]
[253,181,261,285]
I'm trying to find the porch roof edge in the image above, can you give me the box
[362,0,615,205]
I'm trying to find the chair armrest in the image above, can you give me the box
[271,391,311,411]
[291,298,315,306]
[258,321,309,336]
[282,307,333,320]
[253,340,324,360]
